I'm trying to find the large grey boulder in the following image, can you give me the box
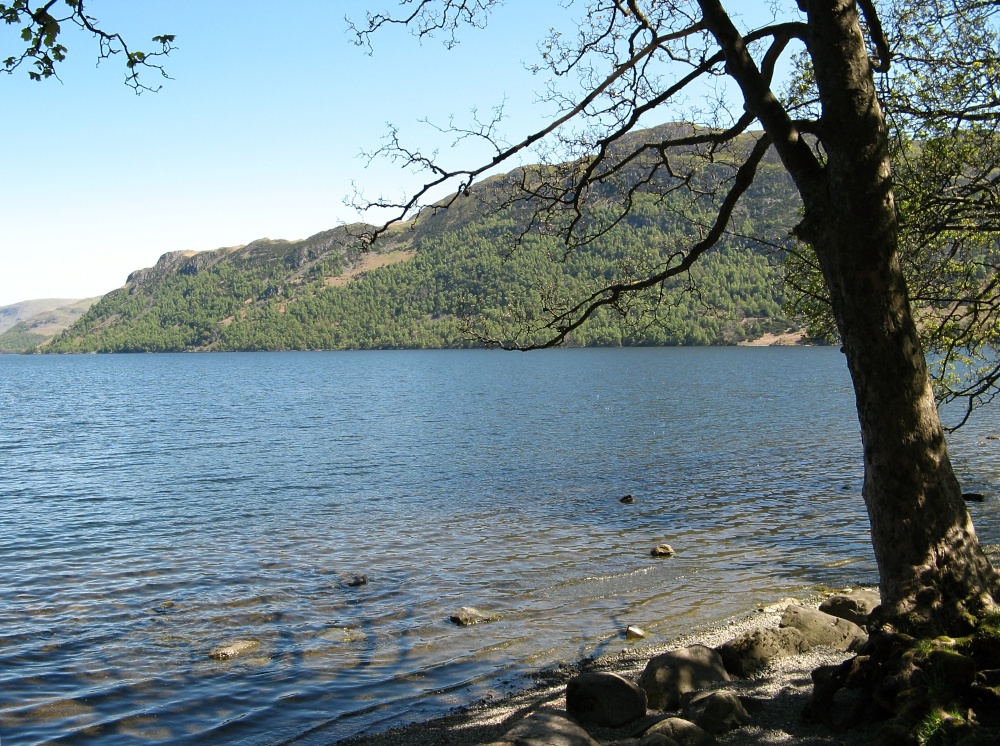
[501,710,601,746]
[779,605,867,650]
[566,672,647,727]
[640,716,717,746]
[638,645,730,711]
[818,589,881,627]
[718,626,811,677]
[682,691,750,734]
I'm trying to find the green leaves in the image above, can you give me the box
[1,0,173,90]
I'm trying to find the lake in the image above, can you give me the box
[2,348,998,745]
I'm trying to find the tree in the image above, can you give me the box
[351,0,1000,732]
[0,0,173,92]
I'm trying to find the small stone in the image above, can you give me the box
[621,494,636,503]
[758,597,801,613]
[449,607,493,626]
[627,625,648,640]
[209,640,260,660]
[651,544,676,558]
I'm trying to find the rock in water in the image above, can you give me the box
[626,625,648,640]
[651,544,676,557]
[620,494,636,504]
[449,607,493,626]
[208,640,260,660]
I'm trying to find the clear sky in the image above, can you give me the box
[0,0,768,307]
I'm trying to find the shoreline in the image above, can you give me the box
[330,590,877,746]
[334,545,1000,746]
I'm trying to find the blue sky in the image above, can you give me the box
[0,1,770,307]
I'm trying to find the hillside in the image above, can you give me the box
[0,298,82,334]
[0,298,99,352]
[41,127,804,353]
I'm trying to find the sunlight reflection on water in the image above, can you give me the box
[1,348,998,745]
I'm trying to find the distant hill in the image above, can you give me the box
[41,125,805,354]
[0,298,101,352]
[0,298,81,334]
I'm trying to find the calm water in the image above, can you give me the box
[2,348,998,745]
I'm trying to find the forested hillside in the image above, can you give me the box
[41,130,803,353]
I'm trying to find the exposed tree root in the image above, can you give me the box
[805,612,1000,744]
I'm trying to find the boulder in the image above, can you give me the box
[208,639,260,660]
[818,589,880,627]
[780,605,868,651]
[718,626,810,677]
[449,607,493,626]
[642,736,682,746]
[566,672,647,727]
[640,716,717,746]
[501,710,601,746]
[638,645,730,710]
[651,544,676,558]
[345,574,369,587]
[639,734,682,746]
[682,691,750,734]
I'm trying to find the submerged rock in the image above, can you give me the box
[449,607,494,626]
[208,640,260,660]
[621,494,636,504]
[651,544,676,558]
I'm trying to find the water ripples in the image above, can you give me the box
[1,348,998,745]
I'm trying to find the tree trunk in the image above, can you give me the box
[799,0,999,635]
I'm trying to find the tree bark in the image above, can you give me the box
[804,0,999,634]
[706,0,1000,635]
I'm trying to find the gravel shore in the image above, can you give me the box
[333,545,1000,745]
[333,591,877,746]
